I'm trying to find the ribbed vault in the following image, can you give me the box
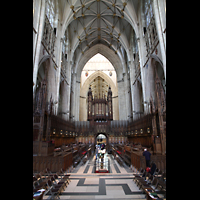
[61,0,139,66]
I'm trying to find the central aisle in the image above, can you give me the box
[43,154,146,199]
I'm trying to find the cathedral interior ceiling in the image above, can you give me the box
[61,0,139,70]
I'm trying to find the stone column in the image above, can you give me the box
[70,72,76,121]
[128,61,134,113]
[117,80,127,120]
[60,81,68,120]
[46,59,57,102]
[75,80,81,121]
[65,61,73,120]
[124,72,132,121]
[33,0,46,97]
[153,0,166,80]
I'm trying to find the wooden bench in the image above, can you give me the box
[82,157,87,165]
[123,154,131,166]
[116,156,123,166]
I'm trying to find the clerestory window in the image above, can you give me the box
[46,0,55,28]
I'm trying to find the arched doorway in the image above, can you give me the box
[96,134,107,145]
[94,132,110,173]
[94,133,109,151]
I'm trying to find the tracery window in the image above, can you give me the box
[143,0,158,58]
[46,0,55,28]
[42,0,57,58]
[144,0,153,28]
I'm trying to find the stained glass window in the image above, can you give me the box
[46,0,55,28]
[144,0,153,27]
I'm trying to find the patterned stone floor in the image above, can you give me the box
[43,154,165,199]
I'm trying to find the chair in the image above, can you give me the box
[33,180,47,191]
[134,171,155,193]
[47,179,65,199]
[154,168,162,178]
[134,170,146,184]
[33,176,37,183]
[160,172,166,182]
[53,174,67,187]
[135,168,144,176]
[146,174,154,184]
[60,168,71,183]
[155,179,166,191]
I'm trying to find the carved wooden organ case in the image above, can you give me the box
[87,86,113,122]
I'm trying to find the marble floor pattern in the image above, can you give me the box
[43,154,165,199]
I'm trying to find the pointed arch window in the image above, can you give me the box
[143,0,158,57]
[144,0,153,28]
[46,0,55,28]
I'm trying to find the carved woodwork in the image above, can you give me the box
[149,71,166,155]
[87,86,113,122]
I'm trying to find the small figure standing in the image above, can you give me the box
[96,145,99,159]
[143,148,151,167]
[150,161,156,175]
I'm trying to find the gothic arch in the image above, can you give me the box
[150,54,163,68]
[34,55,51,99]
[81,71,118,98]
[146,56,165,103]
[151,56,165,92]
[75,44,124,82]
[79,71,119,121]
[94,132,109,148]
[38,55,51,69]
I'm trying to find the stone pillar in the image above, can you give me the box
[46,59,57,102]
[124,72,132,121]
[128,61,135,117]
[136,38,148,114]
[70,72,76,121]
[65,61,73,120]
[117,80,127,120]
[60,81,68,120]
[33,0,46,97]
[75,80,80,121]
[153,0,166,80]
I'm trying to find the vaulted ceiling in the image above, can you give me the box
[60,0,140,67]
